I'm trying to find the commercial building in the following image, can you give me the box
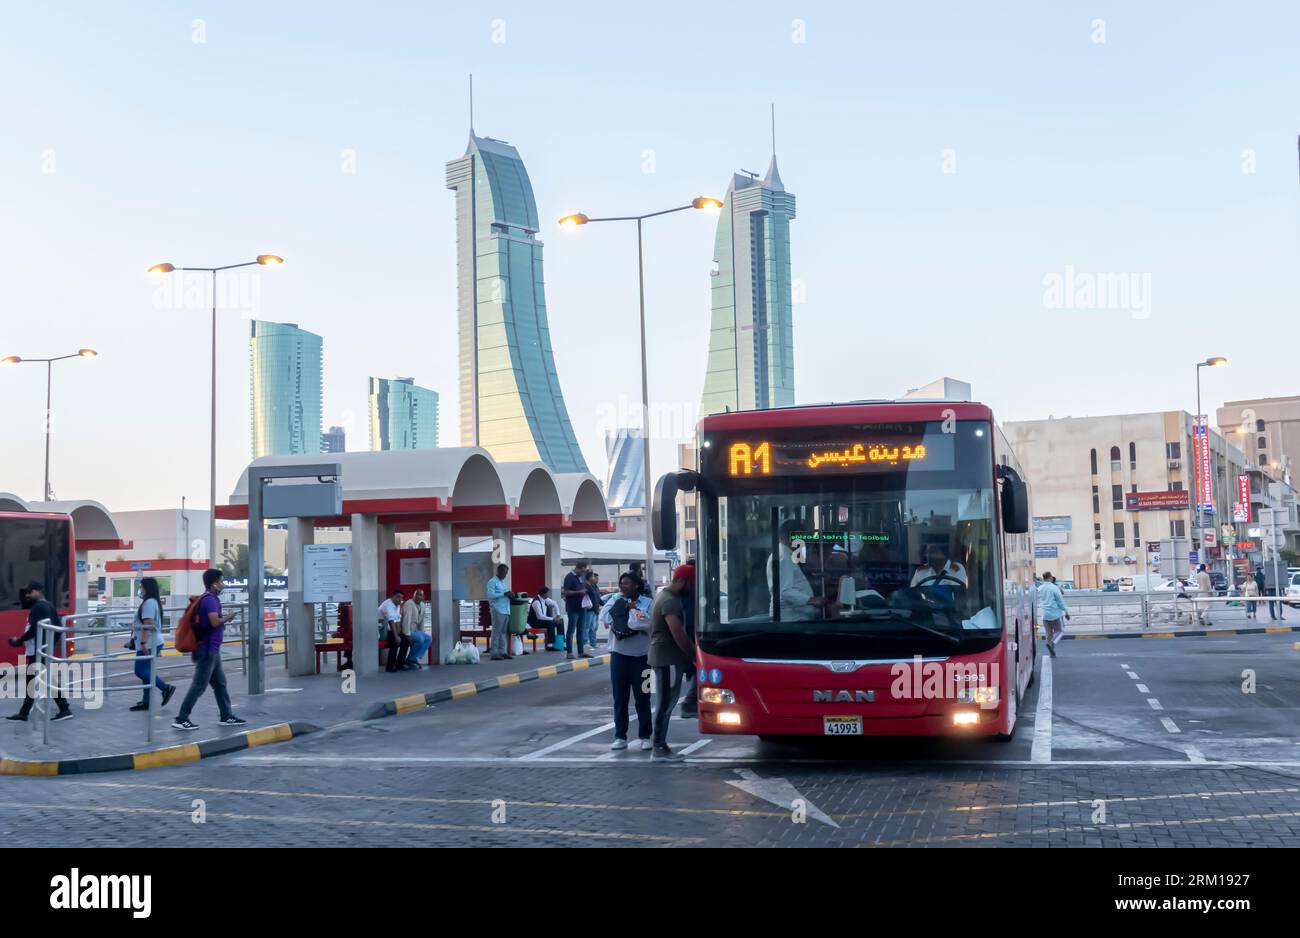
[1216,395,1300,484]
[603,428,645,510]
[445,132,587,473]
[250,320,323,458]
[1003,412,1248,581]
[369,377,439,451]
[701,154,797,417]
[675,442,699,562]
[321,425,347,453]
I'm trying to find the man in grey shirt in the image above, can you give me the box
[648,564,696,761]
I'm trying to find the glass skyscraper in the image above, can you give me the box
[249,320,323,458]
[445,132,588,473]
[369,376,439,451]
[604,427,646,510]
[701,155,797,416]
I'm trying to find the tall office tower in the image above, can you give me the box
[445,131,588,473]
[700,153,797,416]
[320,426,347,453]
[369,376,440,451]
[604,427,646,510]
[249,320,323,458]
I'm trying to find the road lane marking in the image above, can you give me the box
[1126,672,1140,680]
[726,768,839,828]
[1184,745,1208,763]
[1159,717,1181,734]
[679,739,713,756]
[518,722,616,760]
[1136,684,1149,693]
[1147,698,1164,710]
[1030,655,1053,763]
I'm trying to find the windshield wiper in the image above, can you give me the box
[868,609,961,644]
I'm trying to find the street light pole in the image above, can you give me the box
[558,199,721,586]
[148,256,283,568]
[1193,356,1228,574]
[1,349,99,501]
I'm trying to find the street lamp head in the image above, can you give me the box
[147,263,175,275]
[692,196,724,212]
[557,213,589,229]
[1204,356,1228,368]
[77,348,98,359]
[256,255,284,266]
[1,356,20,366]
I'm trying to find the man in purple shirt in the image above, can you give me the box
[173,568,246,731]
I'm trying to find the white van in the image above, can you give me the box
[1119,574,1165,593]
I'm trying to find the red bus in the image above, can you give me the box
[653,401,1036,740]
[0,511,76,666]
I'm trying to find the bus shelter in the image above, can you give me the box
[219,447,612,680]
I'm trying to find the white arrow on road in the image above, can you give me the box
[725,768,840,828]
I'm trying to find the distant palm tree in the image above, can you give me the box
[220,544,279,579]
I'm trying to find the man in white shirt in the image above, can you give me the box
[529,586,564,651]
[402,589,430,669]
[909,543,968,589]
[766,521,826,622]
[377,589,409,672]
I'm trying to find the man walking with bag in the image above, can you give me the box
[173,569,245,731]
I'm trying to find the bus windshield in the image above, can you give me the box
[699,420,1002,660]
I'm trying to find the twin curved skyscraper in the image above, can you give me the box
[446,130,795,475]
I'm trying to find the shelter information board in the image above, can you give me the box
[303,543,352,603]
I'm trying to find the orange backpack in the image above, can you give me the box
[172,595,205,654]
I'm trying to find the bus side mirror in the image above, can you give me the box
[651,470,700,551]
[1001,476,1029,534]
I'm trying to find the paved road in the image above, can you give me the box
[3,633,1299,847]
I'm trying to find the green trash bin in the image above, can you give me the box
[508,594,531,635]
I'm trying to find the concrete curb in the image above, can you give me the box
[1061,624,1300,642]
[363,654,611,721]
[0,721,319,777]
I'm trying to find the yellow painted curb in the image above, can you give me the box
[449,682,477,700]
[132,743,202,770]
[0,758,58,777]
[393,694,428,715]
[497,673,520,687]
[571,658,590,670]
[535,665,558,679]
[245,724,294,747]
[1143,632,1177,639]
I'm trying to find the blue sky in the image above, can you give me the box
[1,1,1297,510]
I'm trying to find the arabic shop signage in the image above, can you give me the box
[1125,490,1191,511]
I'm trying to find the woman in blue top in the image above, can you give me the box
[131,578,177,711]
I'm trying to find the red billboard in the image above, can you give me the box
[1125,490,1191,511]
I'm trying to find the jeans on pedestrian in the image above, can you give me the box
[582,609,597,651]
[1246,600,1257,616]
[1266,588,1285,619]
[610,651,651,741]
[652,664,686,748]
[565,609,583,655]
[133,647,168,701]
[16,661,70,718]
[490,609,510,657]
[177,649,233,722]
[407,629,432,665]
[680,668,698,715]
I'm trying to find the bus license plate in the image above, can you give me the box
[823,716,862,736]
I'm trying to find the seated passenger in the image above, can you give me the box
[767,520,832,621]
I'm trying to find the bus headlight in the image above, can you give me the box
[956,685,999,706]
[700,687,735,704]
[952,711,979,727]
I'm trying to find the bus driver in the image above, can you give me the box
[909,543,968,592]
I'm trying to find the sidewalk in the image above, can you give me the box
[0,644,606,774]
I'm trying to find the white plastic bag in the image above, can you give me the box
[511,634,524,656]
[444,640,482,665]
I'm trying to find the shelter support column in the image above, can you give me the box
[285,518,316,677]
[351,514,381,675]
[429,522,454,665]
[491,527,513,582]
[74,548,89,616]
[543,533,563,591]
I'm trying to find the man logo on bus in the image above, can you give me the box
[812,690,876,703]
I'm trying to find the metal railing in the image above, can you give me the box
[29,600,291,747]
[1052,590,1296,632]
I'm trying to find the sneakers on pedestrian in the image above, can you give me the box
[5,713,27,722]
[161,685,176,707]
[51,711,74,722]
[129,701,150,712]
[652,745,683,762]
[639,738,653,751]
[565,653,575,660]
[172,718,199,730]
[610,737,628,750]
[219,715,248,726]
[1046,642,1056,658]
